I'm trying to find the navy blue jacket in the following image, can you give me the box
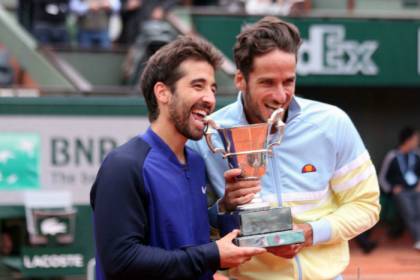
[91,128,219,280]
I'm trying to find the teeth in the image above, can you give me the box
[266,105,280,110]
[193,110,207,118]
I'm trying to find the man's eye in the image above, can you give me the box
[284,79,295,87]
[193,84,204,90]
[261,80,273,86]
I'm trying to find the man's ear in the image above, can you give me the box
[154,82,170,104]
[234,70,246,93]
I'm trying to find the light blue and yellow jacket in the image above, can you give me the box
[188,93,380,280]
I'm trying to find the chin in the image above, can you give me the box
[187,129,204,141]
[189,134,203,141]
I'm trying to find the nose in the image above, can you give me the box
[273,85,288,104]
[202,89,216,108]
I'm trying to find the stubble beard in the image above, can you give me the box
[168,91,203,141]
[243,86,266,124]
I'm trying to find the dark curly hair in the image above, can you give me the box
[234,16,301,80]
[140,36,223,122]
[399,126,418,146]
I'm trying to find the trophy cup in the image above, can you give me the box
[204,109,305,247]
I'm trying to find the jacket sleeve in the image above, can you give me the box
[415,154,420,177]
[379,150,397,193]
[385,158,403,188]
[309,111,381,245]
[91,150,219,279]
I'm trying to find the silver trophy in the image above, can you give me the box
[205,109,304,247]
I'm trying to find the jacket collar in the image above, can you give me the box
[142,127,189,167]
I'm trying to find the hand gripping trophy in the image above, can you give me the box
[205,109,305,247]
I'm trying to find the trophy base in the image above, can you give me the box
[218,207,293,237]
[234,229,305,248]
[218,206,305,248]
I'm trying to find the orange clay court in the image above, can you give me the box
[215,226,420,280]
[343,227,420,280]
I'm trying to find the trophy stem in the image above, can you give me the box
[236,192,270,211]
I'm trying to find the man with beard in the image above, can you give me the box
[90,36,265,280]
[188,17,380,279]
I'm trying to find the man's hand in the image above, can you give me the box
[219,169,261,212]
[216,230,266,268]
[267,223,313,259]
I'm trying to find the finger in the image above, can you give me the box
[224,229,240,240]
[267,247,281,254]
[268,245,294,255]
[226,181,261,193]
[224,169,243,183]
[225,187,257,202]
[229,186,261,198]
[231,193,255,205]
[226,193,254,207]
[289,244,300,253]
[244,256,252,263]
[276,245,292,251]
[241,247,267,257]
[281,253,296,259]
[240,256,252,264]
[294,244,304,252]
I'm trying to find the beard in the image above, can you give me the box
[243,85,266,124]
[168,90,208,141]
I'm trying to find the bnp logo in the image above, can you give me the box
[298,25,379,76]
[0,133,40,189]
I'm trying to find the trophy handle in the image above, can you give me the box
[266,109,285,153]
[204,118,226,155]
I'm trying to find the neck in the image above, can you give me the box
[151,120,187,164]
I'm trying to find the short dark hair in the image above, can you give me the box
[399,126,417,146]
[140,35,223,122]
[234,16,301,79]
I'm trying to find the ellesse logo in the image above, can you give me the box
[302,164,317,173]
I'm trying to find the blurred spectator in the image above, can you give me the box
[116,0,179,46]
[355,230,377,254]
[193,0,219,5]
[70,0,121,48]
[29,0,70,45]
[245,0,304,15]
[379,149,405,238]
[0,233,13,256]
[122,19,177,85]
[17,0,34,32]
[219,0,245,13]
[0,220,24,257]
[0,48,14,87]
[380,127,420,251]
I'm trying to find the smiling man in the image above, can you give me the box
[189,17,380,279]
[90,36,265,280]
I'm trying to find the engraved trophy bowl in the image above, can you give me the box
[205,109,285,212]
